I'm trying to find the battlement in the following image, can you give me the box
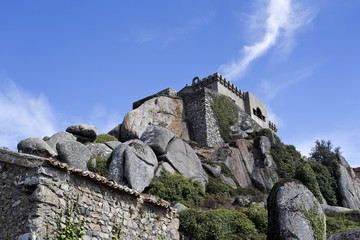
[180,73,278,133]
[192,72,245,100]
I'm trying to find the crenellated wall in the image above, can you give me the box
[0,148,179,240]
[185,73,278,133]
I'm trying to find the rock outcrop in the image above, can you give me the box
[45,131,77,155]
[108,139,158,192]
[17,137,56,158]
[140,125,175,155]
[236,138,278,192]
[121,96,189,141]
[66,124,99,143]
[328,228,360,240]
[267,179,326,240]
[160,138,208,187]
[337,156,360,210]
[86,143,112,159]
[56,140,91,170]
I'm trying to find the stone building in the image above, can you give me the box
[179,72,277,131]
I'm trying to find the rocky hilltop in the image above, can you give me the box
[5,81,360,239]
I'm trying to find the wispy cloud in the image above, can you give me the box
[257,63,318,101]
[219,0,314,81]
[0,80,57,150]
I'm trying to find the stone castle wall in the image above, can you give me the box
[0,148,179,240]
[190,73,278,132]
[181,88,263,147]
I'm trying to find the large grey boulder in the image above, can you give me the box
[56,141,91,170]
[328,228,360,240]
[17,138,56,158]
[86,143,112,159]
[108,124,121,140]
[108,140,158,192]
[45,131,76,154]
[121,96,189,141]
[161,138,208,187]
[123,140,158,192]
[108,143,127,184]
[66,124,99,143]
[267,179,326,240]
[337,155,360,210]
[140,125,175,155]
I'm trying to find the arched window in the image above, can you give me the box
[253,107,266,122]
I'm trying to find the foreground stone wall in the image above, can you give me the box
[0,148,179,240]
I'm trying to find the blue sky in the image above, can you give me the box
[0,0,359,167]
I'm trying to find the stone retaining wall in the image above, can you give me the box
[0,148,179,240]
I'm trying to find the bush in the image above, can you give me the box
[206,176,235,197]
[295,163,323,203]
[93,134,118,144]
[270,141,302,178]
[210,93,239,142]
[147,170,205,208]
[326,210,360,236]
[179,208,258,240]
[309,161,338,205]
[87,154,112,177]
[242,204,268,233]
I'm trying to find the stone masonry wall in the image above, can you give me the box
[181,88,263,147]
[0,148,179,240]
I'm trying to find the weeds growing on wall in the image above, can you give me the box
[209,93,238,142]
[52,195,87,240]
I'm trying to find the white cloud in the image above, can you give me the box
[0,80,57,150]
[219,0,314,81]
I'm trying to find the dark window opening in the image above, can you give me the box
[253,107,266,122]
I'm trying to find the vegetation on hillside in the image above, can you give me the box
[326,210,360,236]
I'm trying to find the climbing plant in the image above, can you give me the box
[209,93,239,142]
[52,195,87,240]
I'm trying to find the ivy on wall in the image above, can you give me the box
[209,93,239,142]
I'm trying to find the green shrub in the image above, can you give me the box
[93,134,118,143]
[309,161,338,206]
[242,204,268,233]
[147,170,205,208]
[206,176,234,197]
[179,208,258,240]
[301,206,325,240]
[210,93,239,142]
[270,141,302,178]
[326,210,360,236]
[295,163,323,203]
[87,154,112,177]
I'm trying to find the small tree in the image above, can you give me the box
[309,140,340,166]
